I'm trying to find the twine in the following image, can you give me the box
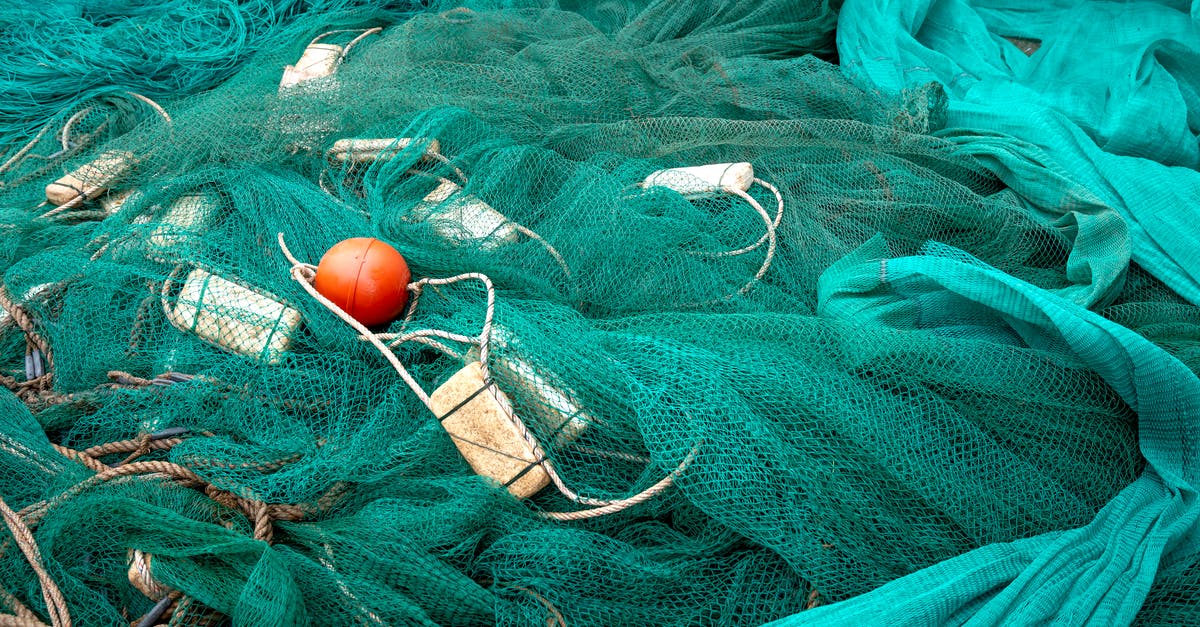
[0,283,53,386]
[504,585,567,627]
[0,496,69,627]
[680,176,782,306]
[279,234,695,519]
[0,429,340,627]
[304,27,382,65]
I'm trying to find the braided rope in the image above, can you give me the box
[678,177,780,307]
[279,233,693,519]
[0,283,52,383]
[127,551,169,600]
[0,497,70,627]
[49,446,108,473]
[82,437,182,461]
[0,586,40,624]
[504,585,567,627]
[0,425,336,627]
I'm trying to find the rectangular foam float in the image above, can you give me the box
[641,162,754,197]
[429,361,552,499]
[412,180,519,249]
[45,151,135,207]
[279,43,343,90]
[327,137,442,163]
[165,268,301,365]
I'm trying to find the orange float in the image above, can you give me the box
[313,238,411,326]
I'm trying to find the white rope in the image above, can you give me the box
[59,108,93,152]
[676,177,780,306]
[408,274,497,373]
[332,27,382,62]
[540,447,698,521]
[0,124,51,175]
[311,27,380,48]
[513,223,573,283]
[691,177,783,259]
[278,233,688,518]
[425,150,468,185]
[725,179,778,297]
[277,234,435,409]
[124,92,172,127]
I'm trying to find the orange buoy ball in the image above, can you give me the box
[314,238,411,326]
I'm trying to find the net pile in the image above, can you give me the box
[0,1,1197,626]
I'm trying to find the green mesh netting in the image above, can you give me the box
[0,1,1197,626]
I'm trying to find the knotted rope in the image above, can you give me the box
[0,429,340,627]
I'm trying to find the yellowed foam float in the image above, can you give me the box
[164,268,301,365]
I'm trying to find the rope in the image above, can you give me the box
[110,366,331,417]
[418,172,572,284]
[309,28,382,59]
[424,149,468,185]
[0,497,70,627]
[512,223,573,284]
[128,551,218,627]
[105,370,154,388]
[7,369,192,412]
[0,123,51,176]
[49,446,108,473]
[537,446,698,520]
[169,596,224,627]
[0,431,336,627]
[278,234,436,409]
[124,92,172,127]
[723,179,778,297]
[504,586,567,627]
[338,28,382,62]
[460,354,698,517]
[692,177,784,259]
[125,283,160,354]
[127,551,169,600]
[0,586,40,624]
[57,108,93,153]
[0,105,105,190]
[280,233,691,518]
[27,448,318,545]
[117,434,155,466]
[0,283,53,380]
[679,177,780,306]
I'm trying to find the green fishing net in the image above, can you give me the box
[0,1,1196,626]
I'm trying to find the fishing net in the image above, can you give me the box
[0,1,1196,626]
[0,0,427,145]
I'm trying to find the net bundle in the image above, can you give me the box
[0,1,1197,626]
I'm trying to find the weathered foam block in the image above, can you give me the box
[429,361,551,499]
[412,180,519,249]
[641,162,754,197]
[327,137,442,163]
[45,151,135,207]
[165,269,301,365]
[491,327,590,447]
[147,193,221,261]
[279,43,343,90]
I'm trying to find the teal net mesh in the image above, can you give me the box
[0,1,1196,626]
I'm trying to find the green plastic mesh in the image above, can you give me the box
[0,1,1195,626]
